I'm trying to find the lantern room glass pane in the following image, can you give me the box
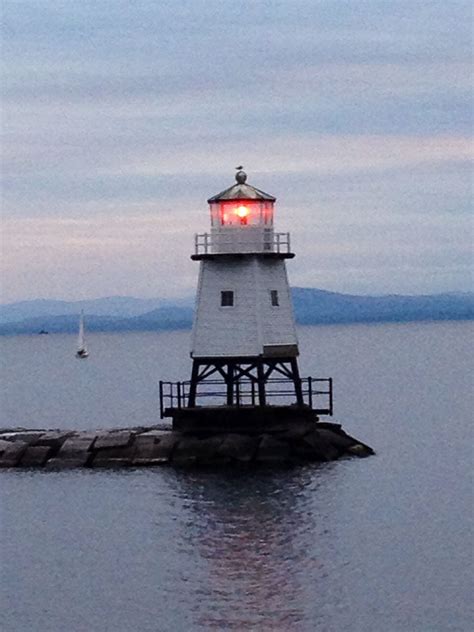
[210,201,274,227]
[263,202,274,225]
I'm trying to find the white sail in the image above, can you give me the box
[76,311,89,358]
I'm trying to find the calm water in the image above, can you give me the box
[0,322,472,631]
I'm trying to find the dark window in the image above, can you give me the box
[221,291,234,307]
[270,290,279,306]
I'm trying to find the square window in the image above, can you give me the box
[221,291,234,307]
[270,290,279,306]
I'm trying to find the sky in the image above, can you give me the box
[1,0,472,303]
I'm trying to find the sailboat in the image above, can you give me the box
[76,310,89,359]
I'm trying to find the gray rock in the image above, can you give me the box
[276,421,318,442]
[58,436,95,458]
[20,445,52,467]
[93,432,132,450]
[90,444,135,467]
[316,428,355,453]
[151,432,181,461]
[0,441,28,467]
[173,436,225,465]
[218,434,259,462]
[136,429,166,439]
[256,435,291,462]
[45,455,91,470]
[1,431,45,443]
[33,431,72,450]
[292,430,340,461]
[346,443,373,457]
[0,439,14,453]
[130,435,166,465]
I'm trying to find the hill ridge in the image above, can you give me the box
[0,288,472,335]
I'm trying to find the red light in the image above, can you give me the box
[235,205,249,218]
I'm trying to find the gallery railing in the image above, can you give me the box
[194,231,291,255]
[159,377,333,418]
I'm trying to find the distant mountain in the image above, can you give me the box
[0,307,195,336]
[0,295,194,323]
[291,288,474,325]
[0,289,472,335]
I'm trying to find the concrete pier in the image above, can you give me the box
[0,421,373,469]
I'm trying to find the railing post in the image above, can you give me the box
[308,376,313,409]
[287,232,291,253]
[329,378,333,416]
[159,381,164,418]
[177,381,182,409]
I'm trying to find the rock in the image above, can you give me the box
[20,445,52,467]
[151,432,181,462]
[292,429,340,461]
[0,439,14,453]
[136,429,168,439]
[0,431,45,443]
[346,443,374,457]
[218,434,259,462]
[315,428,366,456]
[57,435,96,458]
[194,436,227,464]
[132,435,169,465]
[44,436,96,469]
[173,436,225,465]
[316,421,343,431]
[33,431,73,450]
[256,435,291,462]
[45,455,91,469]
[93,432,132,450]
[0,441,28,467]
[276,421,318,442]
[90,444,135,467]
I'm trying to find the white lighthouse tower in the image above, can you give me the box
[160,168,332,431]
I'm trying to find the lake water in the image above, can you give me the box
[0,322,472,631]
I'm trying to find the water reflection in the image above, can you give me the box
[165,466,336,630]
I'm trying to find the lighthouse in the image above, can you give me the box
[160,169,332,432]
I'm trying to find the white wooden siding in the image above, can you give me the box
[191,256,298,358]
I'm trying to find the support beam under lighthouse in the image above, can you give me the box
[159,169,334,432]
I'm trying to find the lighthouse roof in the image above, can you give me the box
[208,169,276,203]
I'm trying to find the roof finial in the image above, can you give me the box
[235,166,247,184]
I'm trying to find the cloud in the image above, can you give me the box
[1,0,472,301]
[1,214,198,302]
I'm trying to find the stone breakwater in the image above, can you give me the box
[0,422,374,469]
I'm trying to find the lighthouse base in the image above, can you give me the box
[169,404,319,434]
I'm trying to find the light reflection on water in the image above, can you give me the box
[1,322,473,631]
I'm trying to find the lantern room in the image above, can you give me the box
[208,169,276,229]
[196,168,289,255]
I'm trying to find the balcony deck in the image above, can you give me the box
[159,377,333,420]
[192,231,294,259]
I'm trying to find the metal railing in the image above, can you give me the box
[194,232,291,255]
[159,377,332,417]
